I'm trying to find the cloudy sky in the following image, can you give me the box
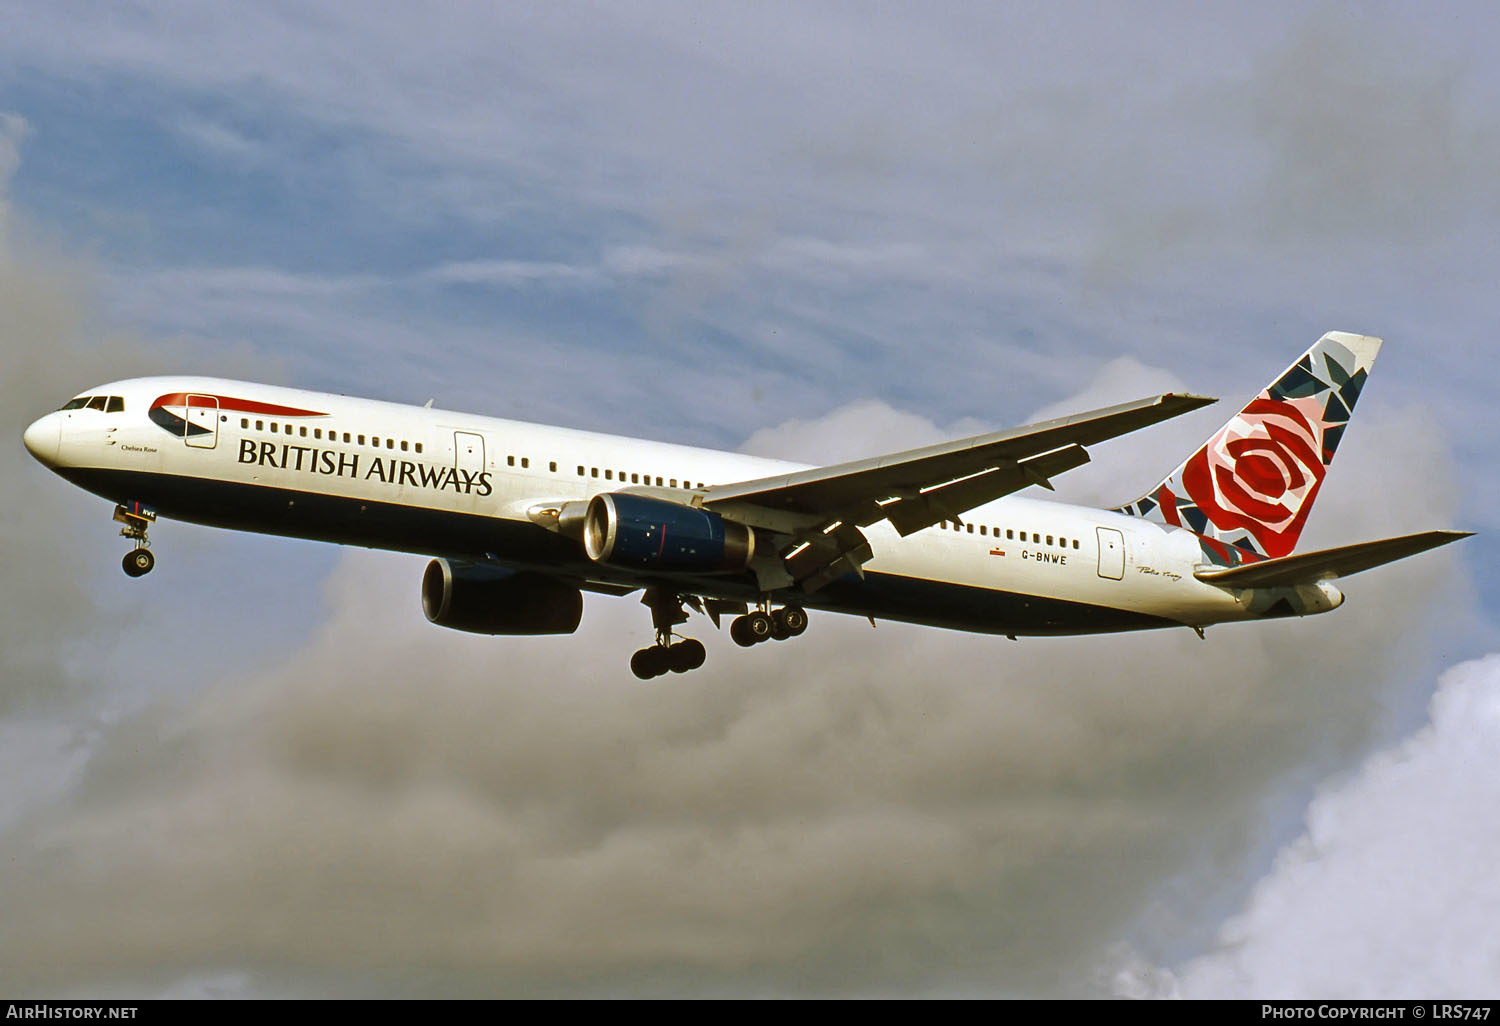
[2,1,1497,998]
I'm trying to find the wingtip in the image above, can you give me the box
[1161,392,1218,409]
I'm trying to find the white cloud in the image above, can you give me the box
[1115,652,1500,998]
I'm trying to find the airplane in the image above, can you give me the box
[21,331,1470,678]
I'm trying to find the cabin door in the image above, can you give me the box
[454,431,485,477]
[1096,527,1125,580]
[184,394,219,449]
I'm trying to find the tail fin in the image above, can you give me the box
[1114,331,1382,559]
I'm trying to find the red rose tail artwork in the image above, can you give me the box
[1114,332,1379,564]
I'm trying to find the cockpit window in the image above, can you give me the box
[59,397,91,411]
[86,396,108,412]
[106,396,125,413]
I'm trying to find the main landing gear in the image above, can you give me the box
[628,591,811,679]
[631,589,708,680]
[730,605,807,647]
[113,503,158,578]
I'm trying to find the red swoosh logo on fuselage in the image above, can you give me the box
[150,393,328,418]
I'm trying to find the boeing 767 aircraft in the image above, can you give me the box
[21,331,1469,677]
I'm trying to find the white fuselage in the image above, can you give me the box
[23,376,1344,637]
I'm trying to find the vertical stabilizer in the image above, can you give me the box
[1114,331,1382,559]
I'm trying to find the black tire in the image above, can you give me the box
[770,616,790,641]
[630,648,656,679]
[780,606,808,637]
[123,548,154,578]
[645,646,672,677]
[745,611,773,644]
[677,638,706,670]
[730,616,757,647]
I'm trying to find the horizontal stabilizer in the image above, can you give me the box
[1194,530,1472,588]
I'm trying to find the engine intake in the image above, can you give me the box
[422,559,583,635]
[583,493,754,573]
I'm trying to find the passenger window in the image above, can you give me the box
[1047,536,1053,546]
[106,396,124,413]
[315,429,322,439]
[577,466,585,477]
[670,479,677,488]
[256,420,265,431]
[1033,533,1040,543]
[631,473,639,484]
[605,470,613,480]
[87,396,108,412]
[1073,539,1080,549]
[372,436,380,447]
[521,458,529,469]
[549,462,557,473]
[415,443,422,453]
[270,423,279,433]
[507,456,515,467]
[241,418,249,429]
[386,438,394,449]
[301,427,309,437]
[400,440,408,451]
[343,432,351,443]
[358,435,365,445]
[591,468,599,478]
[980,525,987,536]
[655,477,663,486]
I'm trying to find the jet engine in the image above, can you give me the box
[583,493,754,573]
[421,559,583,635]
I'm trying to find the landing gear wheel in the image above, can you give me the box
[745,611,773,643]
[630,592,712,677]
[670,639,706,672]
[777,606,808,637]
[731,611,775,645]
[630,648,657,680]
[123,548,155,578]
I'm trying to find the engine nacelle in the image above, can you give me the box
[421,559,583,635]
[583,493,754,573]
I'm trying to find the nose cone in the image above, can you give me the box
[23,413,60,467]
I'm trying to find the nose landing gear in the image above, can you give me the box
[113,503,157,577]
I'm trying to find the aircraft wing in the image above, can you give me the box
[1193,530,1472,588]
[704,392,1215,592]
